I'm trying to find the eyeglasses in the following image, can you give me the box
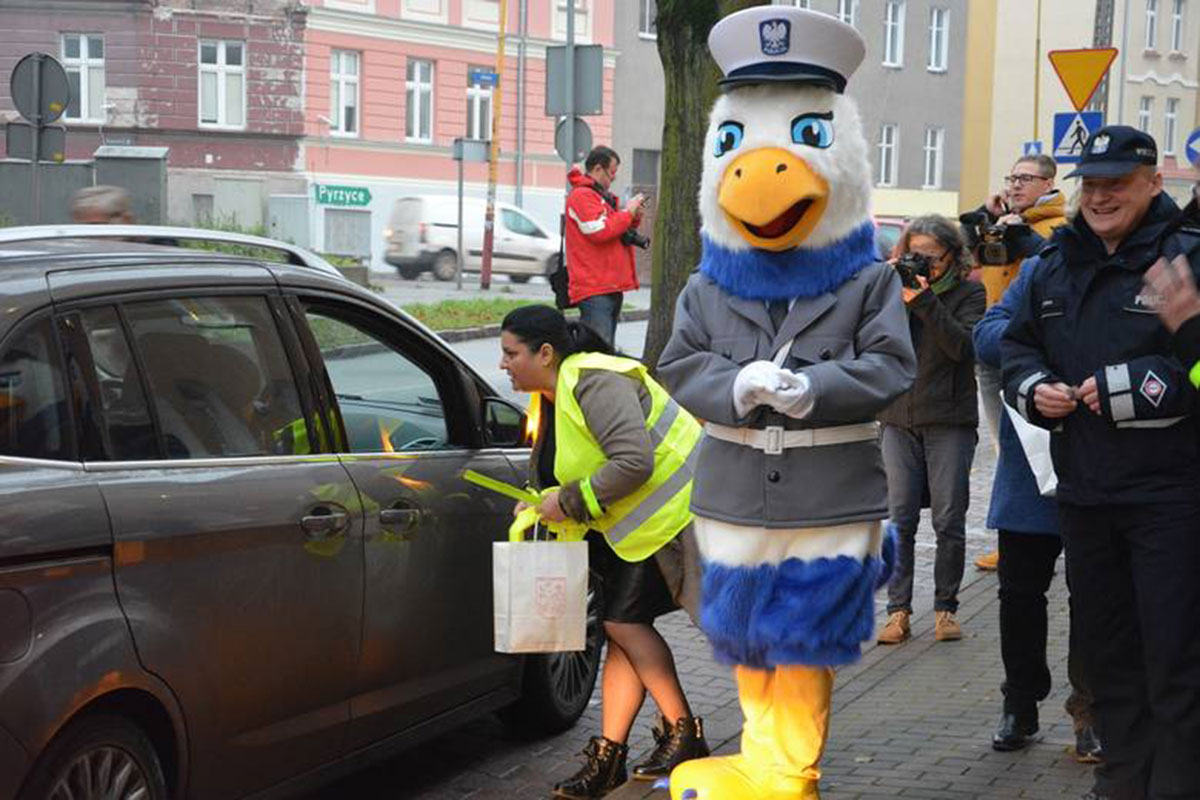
[1004,174,1048,187]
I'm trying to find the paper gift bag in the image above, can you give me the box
[1004,395,1058,497]
[493,540,588,653]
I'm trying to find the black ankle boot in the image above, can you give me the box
[631,715,711,781]
[552,736,629,799]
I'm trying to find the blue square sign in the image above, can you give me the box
[1053,111,1103,164]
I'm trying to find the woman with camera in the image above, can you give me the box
[876,216,987,645]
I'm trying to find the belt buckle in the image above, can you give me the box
[764,425,785,456]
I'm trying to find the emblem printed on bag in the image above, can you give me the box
[1140,370,1167,407]
[535,577,567,618]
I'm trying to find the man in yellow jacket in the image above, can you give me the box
[972,154,1067,571]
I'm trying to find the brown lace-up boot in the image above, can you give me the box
[552,736,629,799]
[631,715,711,781]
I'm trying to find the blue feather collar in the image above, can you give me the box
[699,221,879,300]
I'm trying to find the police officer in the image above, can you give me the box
[1002,125,1200,800]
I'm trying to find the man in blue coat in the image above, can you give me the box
[974,257,1099,761]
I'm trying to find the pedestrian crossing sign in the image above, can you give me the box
[1053,111,1103,164]
[1023,141,1043,156]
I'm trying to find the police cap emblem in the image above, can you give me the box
[759,19,790,56]
[1091,133,1111,154]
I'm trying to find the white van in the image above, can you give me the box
[384,195,560,282]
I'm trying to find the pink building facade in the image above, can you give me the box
[302,0,617,264]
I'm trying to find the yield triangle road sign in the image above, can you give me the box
[1048,48,1118,112]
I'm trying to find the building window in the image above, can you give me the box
[928,8,949,72]
[1139,96,1153,132]
[1164,97,1179,154]
[883,1,906,67]
[838,0,858,26]
[878,124,897,187]
[640,0,657,36]
[1171,0,1185,51]
[406,58,434,143]
[922,127,944,189]
[330,50,360,137]
[632,149,660,189]
[199,40,245,129]
[466,66,494,141]
[61,34,105,122]
[1146,0,1158,49]
[554,0,591,40]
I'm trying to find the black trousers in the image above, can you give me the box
[1060,503,1200,800]
[997,530,1093,727]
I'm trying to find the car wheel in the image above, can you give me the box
[509,274,532,284]
[544,255,560,276]
[498,569,605,735]
[19,714,169,800]
[432,250,458,281]
[397,264,423,280]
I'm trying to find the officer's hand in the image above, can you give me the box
[1144,255,1200,334]
[538,491,567,523]
[1033,382,1078,418]
[1078,377,1102,415]
[901,274,930,304]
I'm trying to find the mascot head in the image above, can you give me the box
[700,7,876,300]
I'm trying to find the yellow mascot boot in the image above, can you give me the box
[768,665,834,799]
[669,666,777,799]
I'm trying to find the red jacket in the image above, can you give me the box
[564,167,640,304]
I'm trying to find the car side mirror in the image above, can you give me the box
[483,397,528,447]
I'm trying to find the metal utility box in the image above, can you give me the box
[93,145,169,224]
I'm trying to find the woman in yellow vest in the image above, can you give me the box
[499,305,707,799]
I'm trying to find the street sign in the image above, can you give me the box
[5,122,65,162]
[314,184,372,207]
[452,137,491,162]
[1048,48,1118,112]
[555,117,592,164]
[1186,127,1200,167]
[1023,141,1043,156]
[10,53,71,124]
[545,44,604,116]
[1053,111,1103,163]
[469,68,499,88]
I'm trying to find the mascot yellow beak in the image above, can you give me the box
[718,148,829,251]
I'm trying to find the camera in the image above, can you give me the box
[959,212,1036,266]
[621,229,651,250]
[894,251,932,290]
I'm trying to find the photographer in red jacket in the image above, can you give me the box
[565,146,649,346]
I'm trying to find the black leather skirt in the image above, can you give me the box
[587,532,678,624]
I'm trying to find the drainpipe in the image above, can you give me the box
[1117,0,1130,124]
[515,0,528,207]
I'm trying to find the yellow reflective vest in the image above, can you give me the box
[552,352,701,562]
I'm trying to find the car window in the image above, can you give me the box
[305,310,449,453]
[74,307,158,461]
[0,317,71,460]
[123,296,309,459]
[501,208,546,238]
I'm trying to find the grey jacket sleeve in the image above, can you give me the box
[805,265,917,422]
[557,369,654,522]
[656,278,744,425]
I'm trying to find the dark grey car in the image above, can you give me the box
[0,231,603,800]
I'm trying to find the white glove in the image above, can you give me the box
[763,371,815,419]
[733,360,800,417]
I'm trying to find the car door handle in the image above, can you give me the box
[380,506,422,530]
[301,506,349,539]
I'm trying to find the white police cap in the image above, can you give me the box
[709,6,866,94]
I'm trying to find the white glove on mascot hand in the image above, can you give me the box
[765,372,815,419]
[732,361,797,417]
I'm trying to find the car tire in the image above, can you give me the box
[432,250,458,282]
[544,255,560,276]
[18,714,169,800]
[509,274,532,284]
[397,264,423,280]
[498,569,605,736]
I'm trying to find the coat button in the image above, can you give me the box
[767,470,781,483]
[819,348,833,360]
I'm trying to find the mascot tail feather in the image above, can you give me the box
[875,522,898,590]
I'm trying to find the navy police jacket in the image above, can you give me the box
[1001,193,1200,506]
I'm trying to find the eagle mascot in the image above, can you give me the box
[657,6,916,799]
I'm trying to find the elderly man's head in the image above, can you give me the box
[1065,126,1164,253]
[71,185,134,224]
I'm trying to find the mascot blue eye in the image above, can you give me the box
[791,114,834,149]
[714,121,744,157]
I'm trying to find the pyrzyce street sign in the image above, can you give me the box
[314,184,372,207]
